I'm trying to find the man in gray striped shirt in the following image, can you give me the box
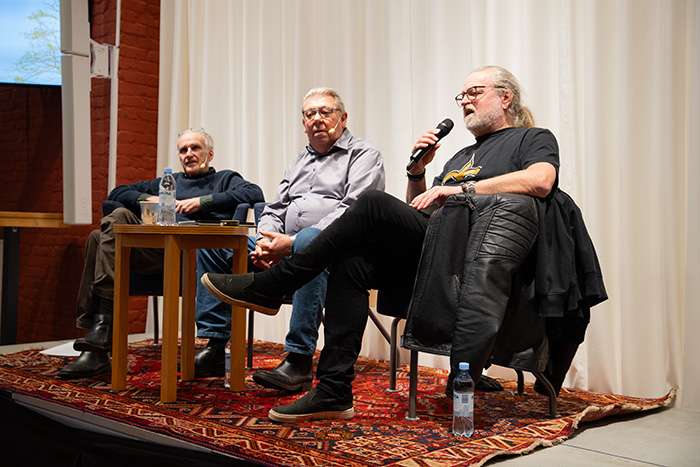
[196,88,385,387]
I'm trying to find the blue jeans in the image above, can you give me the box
[196,227,328,356]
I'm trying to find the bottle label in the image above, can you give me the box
[454,392,474,416]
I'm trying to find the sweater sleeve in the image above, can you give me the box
[108,178,161,212]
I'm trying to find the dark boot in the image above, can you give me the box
[73,313,113,352]
[253,352,313,392]
[193,339,227,377]
[57,351,111,379]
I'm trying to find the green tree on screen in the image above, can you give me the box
[12,0,61,84]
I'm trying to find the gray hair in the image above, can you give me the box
[474,66,535,128]
[178,127,214,152]
[302,87,346,114]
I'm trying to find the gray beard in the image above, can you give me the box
[464,106,503,136]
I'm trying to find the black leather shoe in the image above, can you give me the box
[201,272,283,316]
[253,355,313,392]
[57,351,111,379]
[268,387,354,423]
[193,343,226,377]
[73,314,112,352]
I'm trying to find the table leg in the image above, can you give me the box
[229,236,248,392]
[161,235,181,402]
[1,226,19,345]
[180,248,197,381]
[112,238,131,391]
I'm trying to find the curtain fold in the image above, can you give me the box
[157,0,700,409]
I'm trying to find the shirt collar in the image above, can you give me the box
[306,128,351,157]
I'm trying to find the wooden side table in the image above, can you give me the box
[111,224,251,403]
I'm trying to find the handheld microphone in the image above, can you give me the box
[406,118,454,171]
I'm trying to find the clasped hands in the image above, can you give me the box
[251,231,292,269]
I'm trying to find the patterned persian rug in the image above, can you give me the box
[0,340,675,467]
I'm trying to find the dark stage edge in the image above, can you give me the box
[0,390,263,467]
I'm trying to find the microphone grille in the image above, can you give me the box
[437,118,454,135]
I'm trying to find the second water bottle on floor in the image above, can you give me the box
[452,361,475,438]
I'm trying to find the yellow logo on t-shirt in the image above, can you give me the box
[442,153,482,184]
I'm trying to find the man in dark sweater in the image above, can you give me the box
[58,128,264,379]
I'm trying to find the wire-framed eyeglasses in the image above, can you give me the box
[454,86,504,106]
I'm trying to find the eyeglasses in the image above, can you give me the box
[178,127,206,136]
[302,107,340,121]
[454,86,504,106]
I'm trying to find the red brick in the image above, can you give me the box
[0,0,160,343]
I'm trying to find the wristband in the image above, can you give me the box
[406,171,426,182]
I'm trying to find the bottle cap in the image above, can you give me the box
[164,167,173,174]
[459,362,470,371]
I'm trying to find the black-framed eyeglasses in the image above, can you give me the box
[302,107,340,121]
[454,86,504,106]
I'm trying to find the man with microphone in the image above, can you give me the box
[201,66,566,422]
[195,87,385,387]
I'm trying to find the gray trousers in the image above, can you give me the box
[75,208,163,330]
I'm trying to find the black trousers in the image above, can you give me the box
[264,190,430,397]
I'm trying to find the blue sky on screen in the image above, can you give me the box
[0,0,61,85]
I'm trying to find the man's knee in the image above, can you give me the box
[292,227,322,251]
[470,194,538,261]
[100,207,139,229]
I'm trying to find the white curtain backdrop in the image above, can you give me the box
[156,0,700,410]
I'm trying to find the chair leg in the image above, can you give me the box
[388,317,402,392]
[533,372,558,417]
[406,350,420,421]
[367,307,391,343]
[151,296,159,346]
[246,309,254,369]
[515,369,525,394]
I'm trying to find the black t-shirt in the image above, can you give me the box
[433,127,560,188]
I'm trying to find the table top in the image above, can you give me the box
[114,223,253,236]
[0,211,68,228]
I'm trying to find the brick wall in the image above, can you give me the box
[0,0,160,343]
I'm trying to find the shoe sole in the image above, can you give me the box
[268,407,354,423]
[57,364,112,380]
[194,368,225,378]
[252,373,313,392]
[201,274,280,316]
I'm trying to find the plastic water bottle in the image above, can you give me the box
[157,168,176,225]
[452,361,475,437]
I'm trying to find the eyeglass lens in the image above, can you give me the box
[303,107,338,120]
[455,86,487,105]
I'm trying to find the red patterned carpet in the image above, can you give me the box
[0,340,675,466]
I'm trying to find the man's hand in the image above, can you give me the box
[250,231,292,269]
[408,129,442,174]
[410,185,461,211]
[175,197,202,214]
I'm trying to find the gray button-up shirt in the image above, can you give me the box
[257,128,385,239]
